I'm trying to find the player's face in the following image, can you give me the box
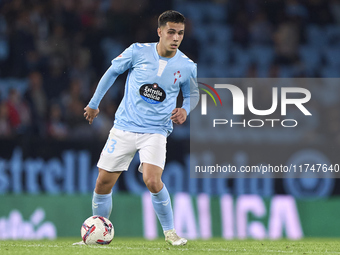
[157,22,185,57]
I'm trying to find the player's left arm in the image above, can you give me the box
[170,108,187,125]
[171,64,199,125]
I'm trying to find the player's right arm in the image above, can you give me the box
[84,105,99,125]
[85,44,135,124]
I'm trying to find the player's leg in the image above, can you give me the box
[93,127,137,217]
[139,133,173,231]
[138,133,187,245]
[74,128,136,246]
[92,168,121,219]
[143,163,173,229]
[142,163,187,245]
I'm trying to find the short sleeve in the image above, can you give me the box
[110,44,135,74]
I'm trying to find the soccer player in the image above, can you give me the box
[74,10,198,246]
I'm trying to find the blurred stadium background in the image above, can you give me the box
[0,0,340,240]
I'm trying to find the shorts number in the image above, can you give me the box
[103,138,117,153]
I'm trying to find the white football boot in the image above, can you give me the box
[72,240,85,245]
[164,229,187,246]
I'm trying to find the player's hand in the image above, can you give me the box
[170,108,187,125]
[84,105,99,125]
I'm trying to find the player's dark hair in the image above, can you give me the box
[158,10,185,27]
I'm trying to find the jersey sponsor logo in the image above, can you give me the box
[139,83,166,104]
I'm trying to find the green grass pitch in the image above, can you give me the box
[0,238,339,255]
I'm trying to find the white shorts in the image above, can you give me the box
[97,127,167,172]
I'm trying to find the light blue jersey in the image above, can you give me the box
[89,42,199,137]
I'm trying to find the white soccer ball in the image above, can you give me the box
[81,216,114,245]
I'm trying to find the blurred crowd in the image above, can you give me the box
[0,0,171,139]
[0,0,339,142]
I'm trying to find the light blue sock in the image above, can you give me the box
[151,184,174,231]
[92,191,112,219]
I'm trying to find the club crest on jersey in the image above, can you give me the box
[174,71,181,84]
[140,83,166,104]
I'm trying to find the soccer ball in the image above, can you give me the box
[81,216,114,245]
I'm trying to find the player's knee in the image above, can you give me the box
[143,176,162,193]
[95,175,113,189]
